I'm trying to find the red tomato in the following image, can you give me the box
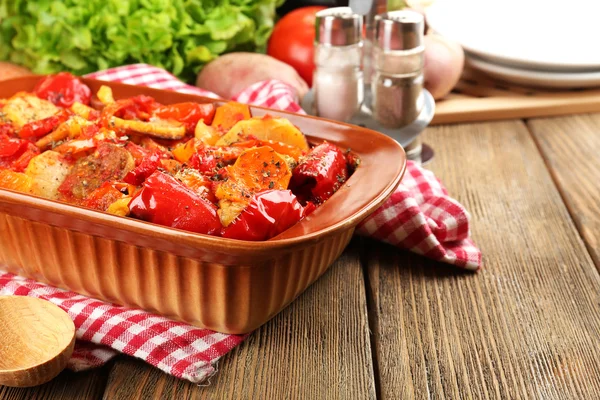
[154,102,215,133]
[34,72,92,107]
[267,6,326,87]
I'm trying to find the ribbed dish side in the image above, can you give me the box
[0,212,354,334]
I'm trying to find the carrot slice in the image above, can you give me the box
[215,146,291,226]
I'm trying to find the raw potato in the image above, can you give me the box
[423,34,465,100]
[25,151,72,200]
[0,62,33,82]
[2,94,59,128]
[216,117,309,151]
[196,52,309,100]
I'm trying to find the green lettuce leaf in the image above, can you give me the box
[0,0,282,82]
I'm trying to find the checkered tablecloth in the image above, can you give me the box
[0,64,481,384]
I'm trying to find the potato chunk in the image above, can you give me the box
[3,94,59,128]
[25,151,72,200]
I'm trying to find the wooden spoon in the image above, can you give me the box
[0,296,76,387]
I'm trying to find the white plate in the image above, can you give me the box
[426,0,600,72]
[466,54,600,89]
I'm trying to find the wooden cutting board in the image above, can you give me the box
[431,68,600,125]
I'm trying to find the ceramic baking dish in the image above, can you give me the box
[0,76,406,334]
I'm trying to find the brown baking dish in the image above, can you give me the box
[0,76,406,334]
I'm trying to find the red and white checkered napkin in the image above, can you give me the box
[0,273,245,382]
[0,64,481,383]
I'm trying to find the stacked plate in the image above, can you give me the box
[426,0,600,89]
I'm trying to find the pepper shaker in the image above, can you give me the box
[312,8,364,122]
[372,10,425,129]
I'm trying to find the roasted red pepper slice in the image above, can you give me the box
[34,72,92,107]
[100,95,161,128]
[125,142,152,166]
[0,134,39,172]
[123,151,162,186]
[222,190,306,241]
[83,181,125,211]
[0,124,15,136]
[18,109,72,139]
[118,95,161,121]
[154,102,215,133]
[129,171,221,235]
[0,134,27,158]
[189,151,219,175]
[11,142,40,172]
[290,142,348,204]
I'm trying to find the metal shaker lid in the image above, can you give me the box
[315,7,363,46]
[375,10,424,51]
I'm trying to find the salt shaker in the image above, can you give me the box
[313,8,364,122]
[372,10,425,129]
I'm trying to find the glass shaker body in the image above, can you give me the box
[371,45,425,129]
[313,42,364,122]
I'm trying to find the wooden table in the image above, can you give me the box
[3,114,600,399]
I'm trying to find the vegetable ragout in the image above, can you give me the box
[0,73,358,241]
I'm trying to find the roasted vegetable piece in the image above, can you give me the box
[19,109,72,139]
[222,190,306,241]
[26,151,72,200]
[216,116,309,151]
[172,139,196,163]
[0,123,15,136]
[3,94,59,128]
[106,197,132,216]
[109,117,186,140]
[194,120,221,145]
[125,142,152,165]
[232,139,304,161]
[71,102,99,120]
[215,146,292,226]
[35,116,92,149]
[0,169,33,193]
[188,145,244,175]
[96,85,115,105]
[99,95,160,128]
[58,143,134,200]
[83,181,126,211]
[34,72,92,108]
[290,142,348,204]
[0,134,27,159]
[123,151,162,186]
[129,171,221,235]
[154,103,215,133]
[216,146,291,203]
[211,102,251,132]
[174,168,216,203]
[11,142,40,173]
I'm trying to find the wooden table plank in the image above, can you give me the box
[365,120,600,399]
[527,114,600,268]
[102,244,376,400]
[0,367,110,400]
